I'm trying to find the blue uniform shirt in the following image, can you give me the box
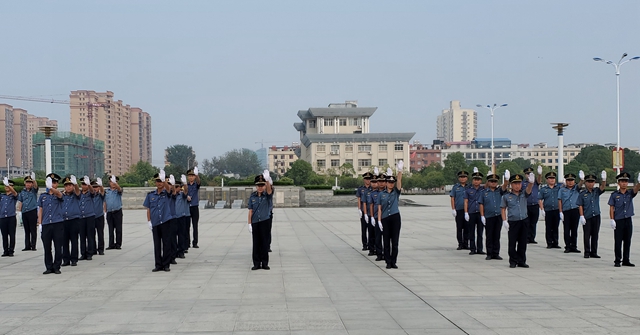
[143,190,173,226]
[479,187,505,218]
[0,193,18,218]
[38,191,64,224]
[367,189,381,219]
[78,191,95,218]
[62,192,81,220]
[464,185,484,214]
[187,182,200,207]
[558,184,581,211]
[105,188,123,212]
[501,190,530,221]
[359,186,372,211]
[377,187,401,218]
[174,192,191,218]
[248,191,273,223]
[539,184,563,211]
[522,179,540,205]
[449,183,468,210]
[93,193,105,217]
[577,187,605,219]
[608,189,637,220]
[17,187,39,213]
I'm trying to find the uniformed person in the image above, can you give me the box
[144,171,173,272]
[522,166,543,244]
[368,172,384,261]
[105,175,123,250]
[558,172,584,253]
[450,171,470,250]
[479,173,508,260]
[377,162,403,269]
[165,175,178,265]
[91,178,106,255]
[247,171,273,270]
[608,172,640,267]
[464,171,485,255]
[38,174,64,274]
[577,172,606,258]
[186,167,201,249]
[17,173,38,251]
[501,172,534,268]
[78,176,96,261]
[364,171,376,256]
[174,175,190,259]
[357,172,373,251]
[538,172,563,248]
[61,175,81,267]
[0,178,18,257]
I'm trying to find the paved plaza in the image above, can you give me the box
[1,195,640,334]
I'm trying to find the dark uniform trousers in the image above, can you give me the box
[382,213,401,266]
[107,209,123,248]
[0,217,17,255]
[527,204,540,242]
[614,218,633,265]
[168,218,179,261]
[545,209,560,247]
[455,209,469,249]
[252,218,271,267]
[94,215,105,253]
[79,216,95,258]
[467,212,484,253]
[485,215,502,257]
[62,218,80,263]
[563,208,580,251]
[22,209,38,250]
[189,206,199,247]
[178,216,189,253]
[360,213,368,249]
[152,222,171,270]
[508,218,528,266]
[42,222,64,271]
[375,220,384,257]
[583,215,601,256]
[367,217,376,252]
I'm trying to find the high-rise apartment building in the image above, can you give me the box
[130,107,152,164]
[436,100,477,142]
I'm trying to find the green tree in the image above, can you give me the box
[425,171,446,189]
[207,148,262,178]
[443,152,468,184]
[121,161,159,186]
[496,161,522,178]
[165,144,197,172]
[284,160,315,185]
[339,176,361,189]
[564,160,590,177]
[511,158,531,171]
[467,160,490,176]
[339,162,356,176]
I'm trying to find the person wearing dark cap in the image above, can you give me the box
[357,171,373,251]
[186,167,201,249]
[144,170,174,272]
[364,169,377,256]
[78,176,96,261]
[105,175,123,250]
[577,172,607,259]
[501,172,534,268]
[0,177,19,257]
[17,173,38,251]
[522,166,543,244]
[479,172,508,260]
[247,170,273,270]
[38,174,64,274]
[538,171,563,249]
[558,172,584,254]
[174,175,190,259]
[91,178,106,255]
[368,172,385,261]
[464,169,486,255]
[608,172,640,267]
[450,170,470,250]
[377,161,404,269]
[165,174,179,265]
[61,175,81,267]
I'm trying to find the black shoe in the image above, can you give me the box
[485,255,492,260]
[170,260,177,265]
[385,264,392,269]
[1,254,7,257]
[106,247,115,250]
[164,267,170,272]
[367,251,375,256]
[391,264,398,269]
[251,266,260,270]
[584,254,590,259]
[570,249,581,253]
[43,269,53,275]
[192,245,199,249]
[518,263,530,268]
[93,251,98,255]
[262,265,270,270]
[62,262,70,267]
[178,254,185,259]
[86,256,92,261]
[469,251,476,255]
[71,262,77,266]
[552,245,562,249]
[375,256,383,261]
[79,255,86,260]
[152,268,162,272]
[477,251,486,255]
[32,248,37,251]
[564,249,570,253]
[546,246,552,249]
[54,269,61,274]
[183,250,188,253]
[115,246,121,250]
[22,248,31,251]
[493,255,503,260]
[622,262,636,267]
[362,247,368,251]
[98,251,104,255]
[268,249,272,252]
[510,263,516,268]
[8,254,13,257]
[529,241,538,244]
[615,263,621,267]
[591,254,601,258]
[456,246,463,250]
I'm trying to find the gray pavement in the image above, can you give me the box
[1,195,640,334]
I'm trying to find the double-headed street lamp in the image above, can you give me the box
[593,53,640,175]
[476,104,508,174]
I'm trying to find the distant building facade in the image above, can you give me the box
[33,131,105,177]
[409,141,442,171]
[268,144,299,176]
[255,147,268,170]
[436,100,477,142]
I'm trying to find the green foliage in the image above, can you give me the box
[339,176,361,189]
[284,160,315,185]
[564,160,590,178]
[121,161,159,186]
[443,152,468,184]
[425,171,446,188]
[202,148,262,178]
[165,144,197,172]
[496,161,522,177]
[511,158,531,171]
[334,189,357,195]
[301,185,332,190]
[339,163,356,176]
[467,160,490,176]
[277,177,294,185]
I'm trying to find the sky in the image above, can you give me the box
[1,0,639,168]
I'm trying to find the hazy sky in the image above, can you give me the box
[2,1,639,167]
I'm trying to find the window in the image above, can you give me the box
[339,119,347,126]
[349,118,361,126]
[317,145,326,152]
[345,159,353,166]
[358,159,371,168]
[324,119,334,126]
[394,144,404,151]
[378,144,387,152]
[289,155,293,159]
[331,145,340,152]
[378,159,388,166]
[317,160,326,168]
[345,145,353,152]
[309,120,316,128]
[358,145,372,152]
[331,159,340,167]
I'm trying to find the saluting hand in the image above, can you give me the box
[45,177,53,189]
[537,165,543,175]
[504,169,510,180]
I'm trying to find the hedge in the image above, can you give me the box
[333,189,357,195]
[226,180,294,186]
[301,185,332,190]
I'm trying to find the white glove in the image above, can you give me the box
[528,173,535,183]
[504,169,510,180]
[83,176,90,185]
[370,217,375,227]
[2,177,8,186]
[359,209,362,218]
[38,224,42,234]
[169,175,175,185]
[110,175,117,184]
[396,160,404,171]
[96,177,103,186]
[464,213,470,221]
[45,177,53,189]
[559,212,564,222]
[248,224,253,234]
[502,220,509,231]
[537,165,543,175]
[181,174,187,184]
[386,167,393,176]
[378,221,383,231]
[579,216,586,225]
[373,166,379,175]
[193,166,199,176]
[364,214,369,223]
[481,216,486,225]
[601,170,606,182]
[452,210,457,217]
[540,209,546,218]
[637,172,640,183]
[579,170,585,181]
[611,219,616,229]
[262,169,270,182]
[70,175,77,185]
[473,167,478,173]
[159,170,166,181]
[31,172,36,180]
[148,221,153,231]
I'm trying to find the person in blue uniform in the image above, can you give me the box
[377,161,403,269]
[78,176,96,261]
[464,171,485,255]
[0,178,18,257]
[501,172,534,268]
[577,172,606,258]
[38,174,64,274]
[558,172,584,253]
[17,173,38,251]
[450,171,470,250]
[479,173,508,260]
[186,168,201,249]
[247,171,273,270]
[357,172,373,251]
[91,178,106,255]
[61,175,81,267]
[522,166,543,244]
[364,171,377,256]
[105,175,123,250]
[174,175,190,259]
[144,171,173,272]
[165,175,178,265]
[368,173,384,261]
[608,172,640,267]
[538,172,563,249]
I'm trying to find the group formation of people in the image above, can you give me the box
[451,166,639,268]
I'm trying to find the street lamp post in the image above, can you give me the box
[593,53,640,175]
[476,104,508,174]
